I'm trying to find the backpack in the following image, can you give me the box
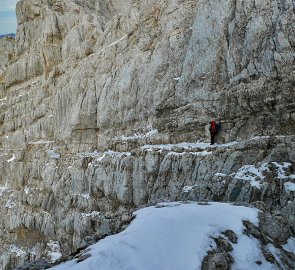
[216,122,221,131]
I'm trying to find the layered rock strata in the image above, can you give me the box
[1,136,295,269]
[0,0,294,269]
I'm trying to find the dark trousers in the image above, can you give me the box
[210,132,216,145]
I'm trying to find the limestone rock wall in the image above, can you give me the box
[0,37,15,83]
[0,0,294,269]
[1,136,295,269]
[3,0,294,148]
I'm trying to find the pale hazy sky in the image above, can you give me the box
[0,0,18,34]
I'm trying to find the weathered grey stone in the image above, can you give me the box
[222,230,237,245]
[0,36,15,82]
[201,235,234,270]
[201,252,233,270]
[0,0,294,269]
[259,212,291,245]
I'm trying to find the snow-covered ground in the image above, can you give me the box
[141,141,239,151]
[49,202,277,270]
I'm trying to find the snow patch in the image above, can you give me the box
[234,163,269,189]
[47,241,62,263]
[214,173,228,177]
[9,245,26,257]
[42,210,51,216]
[115,128,158,141]
[140,136,290,152]
[47,150,60,159]
[49,202,262,270]
[167,150,212,157]
[81,211,101,218]
[182,186,194,193]
[271,162,294,179]
[282,237,295,253]
[29,246,38,256]
[266,244,286,269]
[195,150,212,156]
[79,150,131,160]
[24,186,30,195]
[0,183,11,196]
[81,150,131,166]
[97,35,128,53]
[284,182,295,191]
[6,154,16,163]
[249,136,271,141]
[232,236,275,269]
[141,141,239,151]
[28,140,54,145]
[234,162,294,189]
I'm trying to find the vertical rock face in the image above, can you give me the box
[0,0,294,269]
[3,0,294,147]
[0,37,15,83]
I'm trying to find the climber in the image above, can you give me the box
[209,118,220,145]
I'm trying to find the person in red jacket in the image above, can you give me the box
[209,119,218,145]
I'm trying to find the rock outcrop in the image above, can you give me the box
[0,36,15,84]
[0,0,294,269]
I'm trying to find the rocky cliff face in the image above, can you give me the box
[0,0,294,269]
[0,36,15,86]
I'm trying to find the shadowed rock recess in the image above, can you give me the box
[0,0,294,269]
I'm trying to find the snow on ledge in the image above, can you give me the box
[167,150,212,157]
[284,182,295,192]
[214,173,228,177]
[81,211,101,218]
[271,162,294,179]
[49,202,274,270]
[141,141,239,151]
[79,150,131,159]
[234,162,295,189]
[28,140,55,145]
[234,163,269,189]
[182,186,195,193]
[98,35,128,53]
[115,128,158,142]
[6,154,16,163]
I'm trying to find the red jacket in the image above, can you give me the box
[209,121,217,134]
